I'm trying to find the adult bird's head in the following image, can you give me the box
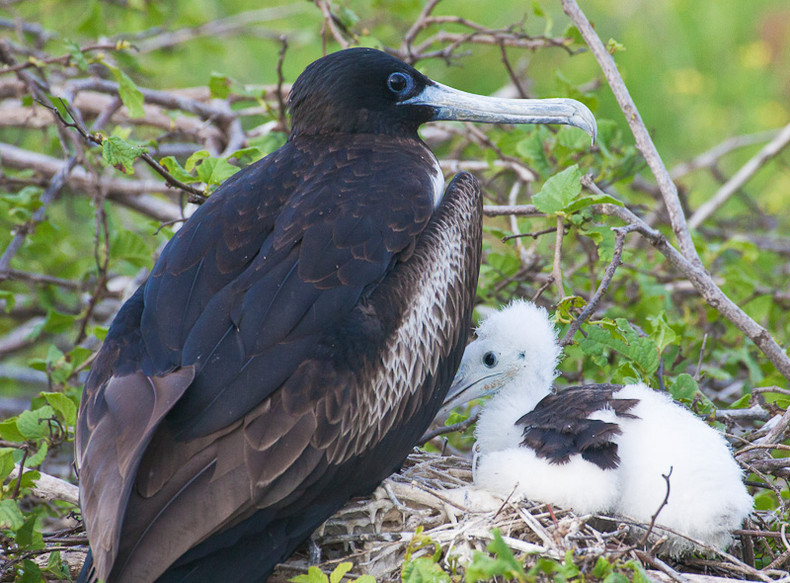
[288,47,597,140]
[440,300,562,416]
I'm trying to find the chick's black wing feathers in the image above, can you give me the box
[517,384,639,470]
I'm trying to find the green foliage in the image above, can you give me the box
[290,562,376,583]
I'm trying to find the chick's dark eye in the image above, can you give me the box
[483,352,498,368]
[387,72,413,96]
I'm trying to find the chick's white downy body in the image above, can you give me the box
[444,300,752,552]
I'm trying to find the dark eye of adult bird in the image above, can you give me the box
[75,47,596,583]
[387,71,413,96]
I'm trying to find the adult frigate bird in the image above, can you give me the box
[75,48,596,582]
[442,300,753,553]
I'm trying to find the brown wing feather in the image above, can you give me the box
[76,366,195,579]
[518,384,639,470]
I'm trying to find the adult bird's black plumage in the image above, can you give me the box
[76,47,596,582]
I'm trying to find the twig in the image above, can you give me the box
[314,0,352,50]
[0,156,77,281]
[551,216,566,297]
[639,467,673,547]
[670,129,781,180]
[275,35,289,133]
[419,412,480,445]
[688,123,790,229]
[560,225,629,346]
[0,43,119,76]
[37,98,207,202]
[483,204,541,217]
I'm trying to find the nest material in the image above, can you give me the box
[273,450,790,583]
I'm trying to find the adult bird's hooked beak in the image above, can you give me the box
[402,81,597,143]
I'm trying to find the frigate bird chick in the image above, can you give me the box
[442,300,753,553]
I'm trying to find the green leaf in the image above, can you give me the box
[0,290,15,313]
[160,156,200,184]
[17,559,43,583]
[105,65,145,118]
[352,576,376,583]
[532,165,582,215]
[563,193,623,215]
[186,150,210,172]
[579,323,659,377]
[581,225,616,262]
[290,566,328,583]
[646,313,678,353]
[669,373,699,401]
[401,557,450,583]
[195,156,240,186]
[110,230,153,269]
[729,393,752,409]
[626,559,651,583]
[26,442,48,467]
[330,562,353,583]
[47,95,75,124]
[0,419,26,442]
[607,38,627,54]
[0,449,16,479]
[42,392,77,426]
[515,132,551,177]
[592,556,612,578]
[0,498,25,530]
[228,146,267,167]
[489,539,525,580]
[44,551,70,579]
[15,514,45,549]
[209,72,231,99]
[102,135,147,174]
[15,406,55,440]
[64,40,89,71]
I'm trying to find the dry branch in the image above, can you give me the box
[0,142,181,221]
[688,123,790,229]
[8,464,80,506]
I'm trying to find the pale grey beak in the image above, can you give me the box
[438,364,500,418]
[403,81,597,143]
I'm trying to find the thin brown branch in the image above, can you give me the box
[275,35,289,133]
[551,216,566,297]
[419,412,479,446]
[560,225,629,346]
[314,0,352,50]
[36,97,207,203]
[0,43,119,76]
[688,123,790,229]
[2,269,82,290]
[0,142,181,221]
[670,129,781,180]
